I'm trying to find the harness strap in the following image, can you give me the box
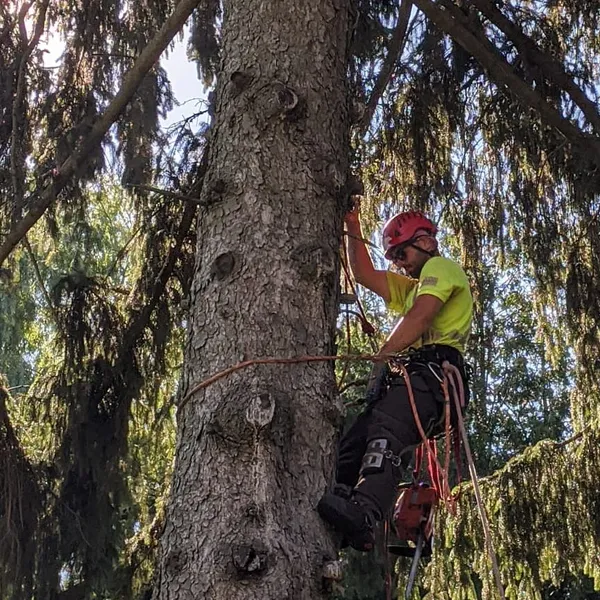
[396,363,453,508]
[397,357,472,513]
[442,360,465,487]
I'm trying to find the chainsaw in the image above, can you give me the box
[388,483,438,600]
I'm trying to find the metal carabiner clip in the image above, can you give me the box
[427,362,444,383]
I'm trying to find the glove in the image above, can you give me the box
[365,361,389,404]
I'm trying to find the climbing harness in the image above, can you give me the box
[384,357,505,600]
[373,353,458,600]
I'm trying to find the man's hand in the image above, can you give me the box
[365,361,389,404]
[345,197,361,229]
[343,196,392,303]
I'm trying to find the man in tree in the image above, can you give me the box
[318,206,473,551]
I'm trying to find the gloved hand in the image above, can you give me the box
[365,361,389,404]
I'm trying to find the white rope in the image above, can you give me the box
[444,362,506,600]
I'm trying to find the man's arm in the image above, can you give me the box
[365,294,444,398]
[378,294,443,356]
[345,206,391,303]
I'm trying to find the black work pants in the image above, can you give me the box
[335,364,453,520]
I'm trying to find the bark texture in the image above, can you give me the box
[155,1,352,598]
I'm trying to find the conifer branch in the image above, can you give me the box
[0,0,202,268]
[23,236,60,325]
[127,183,206,205]
[412,0,600,165]
[10,0,50,220]
[470,0,600,134]
[359,0,413,134]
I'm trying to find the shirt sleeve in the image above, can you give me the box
[415,258,456,303]
[386,271,418,314]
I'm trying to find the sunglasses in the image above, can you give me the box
[389,244,409,262]
[388,235,429,262]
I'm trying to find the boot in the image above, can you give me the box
[317,492,375,551]
[332,483,353,499]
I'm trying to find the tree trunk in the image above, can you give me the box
[154,1,352,598]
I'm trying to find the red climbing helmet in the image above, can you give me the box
[382,211,437,259]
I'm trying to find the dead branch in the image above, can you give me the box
[359,0,413,134]
[127,183,207,205]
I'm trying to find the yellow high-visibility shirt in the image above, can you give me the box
[385,256,473,354]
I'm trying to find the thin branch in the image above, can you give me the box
[10,0,50,220]
[338,378,369,394]
[554,424,590,448]
[124,201,197,345]
[17,2,33,35]
[359,0,413,134]
[89,201,197,418]
[126,183,207,205]
[104,206,163,280]
[0,0,203,268]
[472,424,594,486]
[23,236,60,325]
[411,0,600,165]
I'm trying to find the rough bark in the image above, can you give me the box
[154,1,352,599]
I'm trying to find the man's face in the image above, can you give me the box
[389,237,432,277]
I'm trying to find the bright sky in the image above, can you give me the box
[160,28,208,126]
[41,25,205,128]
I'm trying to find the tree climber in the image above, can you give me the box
[318,205,473,551]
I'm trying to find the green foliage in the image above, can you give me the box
[333,547,395,600]
[425,428,600,600]
[0,179,190,599]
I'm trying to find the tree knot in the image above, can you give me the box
[246,393,275,428]
[232,542,269,575]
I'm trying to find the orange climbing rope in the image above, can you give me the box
[177,352,396,411]
[178,351,506,600]
[396,362,455,509]
[397,360,505,600]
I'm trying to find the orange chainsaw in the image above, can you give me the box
[389,483,438,599]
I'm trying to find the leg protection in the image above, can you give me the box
[351,378,442,521]
[335,409,371,488]
[353,434,405,521]
[359,438,389,475]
